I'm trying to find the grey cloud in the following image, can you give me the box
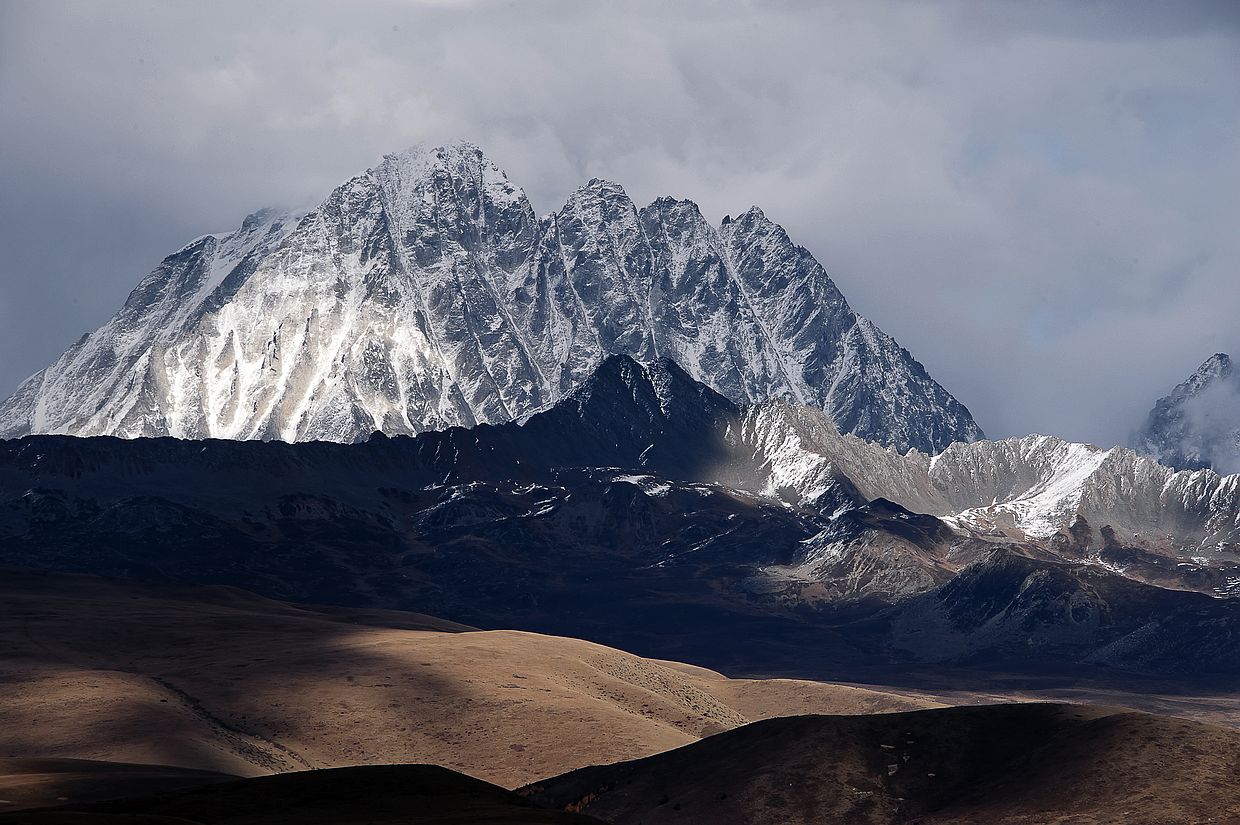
[1171,381,1240,474]
[1,0,1238,447]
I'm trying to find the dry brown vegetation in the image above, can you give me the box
[527,703,1240,824]
[0,570,934,801]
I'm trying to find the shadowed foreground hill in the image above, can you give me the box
[525,703,1240,825]
[0,758,236,813]
[0,570,935,791]
[11,704,1238,825]
[0,764,605,825]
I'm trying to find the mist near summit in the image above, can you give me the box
[1,0,1238,447]
[1175,383,1240,474]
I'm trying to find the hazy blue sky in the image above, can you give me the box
[1,0,1238,445]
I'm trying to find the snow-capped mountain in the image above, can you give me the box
[0,141,981,453]
[1135,353,1240,473]
[736,399,1240,556]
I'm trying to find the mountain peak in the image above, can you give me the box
[642,196,707,224]
[1164,352,1237,401]
[566,354,736,417]
[718,205,784,244]
[374,141,528,214]
[564,177,632,208]
[1199,352,1233,376]
[238,206,288,232]
[382,139,487,165]
[0,141,982,452]
[730,205,768,225]
[521,354,738,479]
[1134,352,1240,472]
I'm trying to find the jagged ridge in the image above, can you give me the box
[0,141,981,453]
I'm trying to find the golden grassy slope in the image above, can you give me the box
[0,570,935,797]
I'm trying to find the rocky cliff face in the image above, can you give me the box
[0,142,981,453]
[1135,353,1240,473]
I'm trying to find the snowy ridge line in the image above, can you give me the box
[739,400,1240,554]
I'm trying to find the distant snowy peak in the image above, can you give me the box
[1135,353,1240,473]
[739,400,1240,554]
[0,141,982,452]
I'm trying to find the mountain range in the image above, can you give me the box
[0,141,980,454]
[3,355,1238,678]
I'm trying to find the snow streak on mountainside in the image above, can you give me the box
[0,142,981,452]
[1135,353,1240,474]
[737,400,1240,554]
[0,209,300,439]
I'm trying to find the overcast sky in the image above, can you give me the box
[1,0,1238,445]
